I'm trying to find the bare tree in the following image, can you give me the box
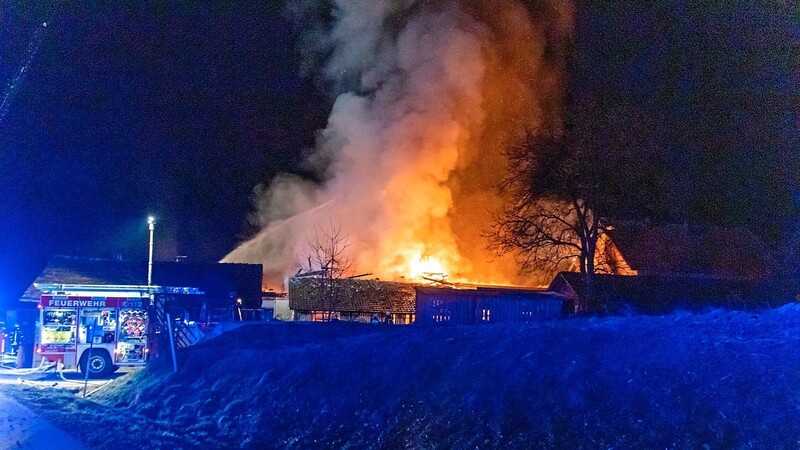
[490,100,664,311]
[307,220,353,321]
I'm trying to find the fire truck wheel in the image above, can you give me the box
[79,351,113,378]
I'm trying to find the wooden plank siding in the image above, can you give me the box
[415,287,564,325]
[289,277,416,317]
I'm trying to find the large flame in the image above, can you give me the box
[409,256,447,280]
[223,0,573,288]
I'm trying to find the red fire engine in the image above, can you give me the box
[37,284,154,377]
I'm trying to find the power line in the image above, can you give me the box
[0,21,48,127]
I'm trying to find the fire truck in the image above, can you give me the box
[36,284,155,378]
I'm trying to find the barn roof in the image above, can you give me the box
[288,278,416,314]
[415,285,563,300]
[604,221,772,278]
[20,256,143,302]
[20,255,263,307]
[548,271,760,314]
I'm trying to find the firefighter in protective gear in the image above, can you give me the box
[9,324,23,356]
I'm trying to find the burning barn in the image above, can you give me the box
[287,277,567,325]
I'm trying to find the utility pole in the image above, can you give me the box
[147,216,155,286]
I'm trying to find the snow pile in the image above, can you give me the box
[89,305,800,448]
[5,305,798,449]
[2,384,203,449]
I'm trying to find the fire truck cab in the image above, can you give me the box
[37,284,152,378]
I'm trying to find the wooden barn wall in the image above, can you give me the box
[415,292,563,325]
[289,278,416,314]
[474,296,562,322]
[415,294,474,324]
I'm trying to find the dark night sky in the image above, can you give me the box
[569,1,798,241]
[0,3,329,308]
[0,1,797,309]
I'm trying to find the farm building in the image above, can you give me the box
[598,221,773,278]
[288,278,569,325]
[548,271,784,314]
[18,255,264,321]
[414,286,564,325]
[556,221,781,314]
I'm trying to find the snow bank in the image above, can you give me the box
[87,305,800,448]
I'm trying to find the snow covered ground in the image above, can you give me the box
[0,390,85,449]
[5,304,800,449]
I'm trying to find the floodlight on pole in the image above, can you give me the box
[147,216,155,286]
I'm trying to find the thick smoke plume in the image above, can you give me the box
[224,0,573,288]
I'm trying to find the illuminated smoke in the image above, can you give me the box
[223,0,573,288]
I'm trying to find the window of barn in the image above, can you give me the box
[392,313,413,324]
[434,313,450,322]
[311,311,340,321]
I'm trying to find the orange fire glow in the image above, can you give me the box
[409,255,446,279]
[222,1,573,290]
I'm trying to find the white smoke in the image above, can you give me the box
[224,0,573,288]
